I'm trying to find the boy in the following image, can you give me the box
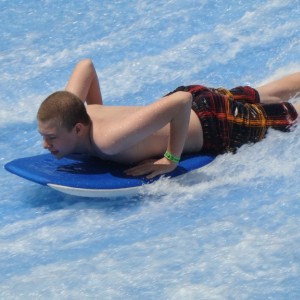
[37,59,299,179]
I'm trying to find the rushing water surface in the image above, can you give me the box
[0,0,300,299]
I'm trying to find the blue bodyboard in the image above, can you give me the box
[5,153,215,197]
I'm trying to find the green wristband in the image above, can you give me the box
[164,151,180,163]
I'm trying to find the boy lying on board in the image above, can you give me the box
[37,59,299,179]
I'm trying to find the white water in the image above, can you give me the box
[0,0,300,299]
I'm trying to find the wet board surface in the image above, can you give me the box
[5,153,216,197]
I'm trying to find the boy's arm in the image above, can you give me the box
[101,91,192,178]
[65,59,103,105]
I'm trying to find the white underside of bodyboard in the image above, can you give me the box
[48,183,143,198]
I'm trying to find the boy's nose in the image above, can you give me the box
[43,139,51,149]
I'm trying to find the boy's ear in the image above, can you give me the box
[74,123,83,134]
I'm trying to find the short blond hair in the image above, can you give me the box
[37,91,91,131]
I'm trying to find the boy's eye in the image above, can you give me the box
[42,136,56,140]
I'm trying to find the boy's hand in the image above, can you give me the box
[125,157,178,179]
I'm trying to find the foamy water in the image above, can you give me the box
[1,0,300,299]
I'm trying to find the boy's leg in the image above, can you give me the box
[256,72,300,103]
[65,59,103,105]
[293,102,300,115]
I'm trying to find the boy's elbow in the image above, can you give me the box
[76,58,94,70]
[174,91,193,107]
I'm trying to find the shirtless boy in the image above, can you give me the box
[37,59,300,178]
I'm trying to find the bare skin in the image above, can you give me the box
[256,72,300,115]
[39,59,300,178]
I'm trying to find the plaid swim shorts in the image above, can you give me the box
[166,85,298,154]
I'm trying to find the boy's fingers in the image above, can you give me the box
[146,164,177,179]
[125,163,153,176]
[125,158,177,178]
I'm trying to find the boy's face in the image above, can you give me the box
[38,119,77,159]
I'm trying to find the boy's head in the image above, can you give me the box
[37,91,90,131]
[37,91,91,158]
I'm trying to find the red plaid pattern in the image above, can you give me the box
[166,85,298,153]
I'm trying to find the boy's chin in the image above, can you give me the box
[51,151,64,159]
